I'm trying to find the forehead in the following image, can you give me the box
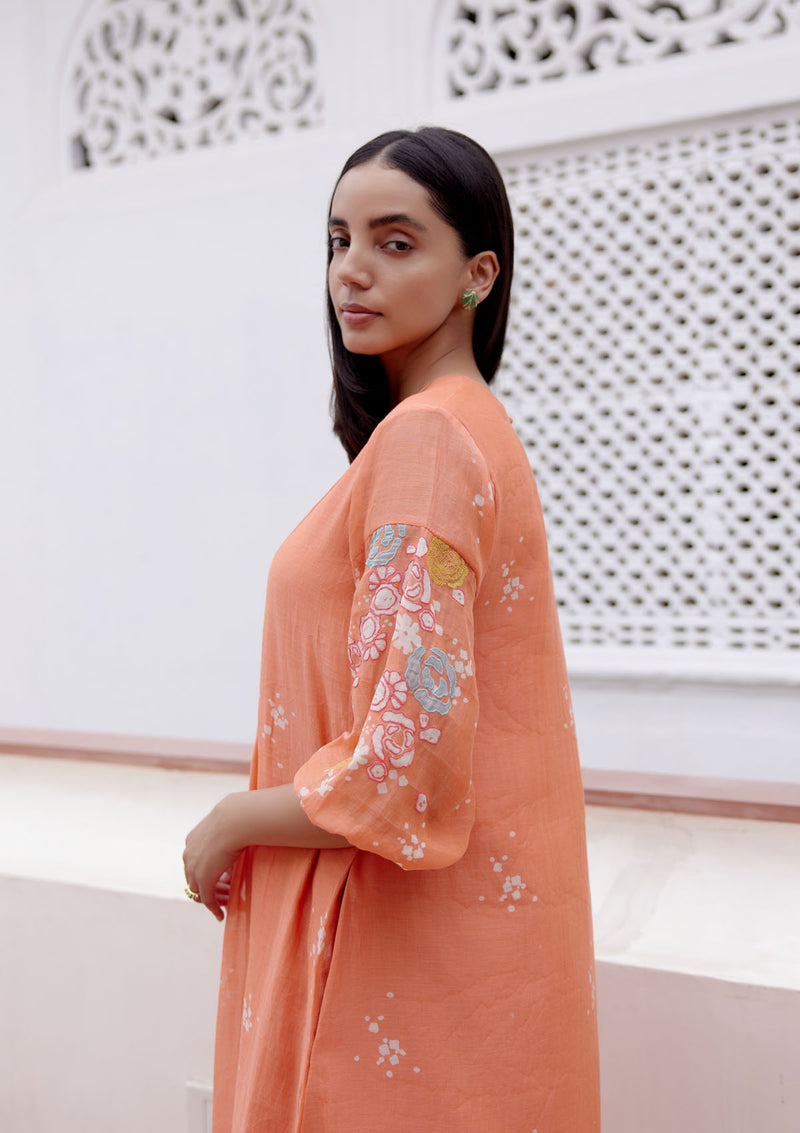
[329,161,438,225]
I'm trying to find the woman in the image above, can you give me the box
[184,127,600,1132]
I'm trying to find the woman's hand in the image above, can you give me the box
[183,794,246,921]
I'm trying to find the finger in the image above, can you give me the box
[200,884,224,922]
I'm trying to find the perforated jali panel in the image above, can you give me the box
[66,0,322,169]
[497,110,800,652]
[439,0,800,97]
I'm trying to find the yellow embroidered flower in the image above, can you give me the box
[427,536,468,588]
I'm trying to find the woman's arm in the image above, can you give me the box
[183,784,350,920]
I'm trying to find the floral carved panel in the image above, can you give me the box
[66,0,323,169]
[440,0,800,97]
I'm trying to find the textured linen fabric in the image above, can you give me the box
[213,374,600,1132]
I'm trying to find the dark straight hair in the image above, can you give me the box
[327,126,515,462]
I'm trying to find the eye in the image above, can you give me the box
[384,239,413,253]
[328,234,349,251]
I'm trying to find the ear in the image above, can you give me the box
[464,251,500,303]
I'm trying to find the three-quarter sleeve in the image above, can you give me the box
[293,404,495,870]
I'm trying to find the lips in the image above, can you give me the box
[341,302,381,327]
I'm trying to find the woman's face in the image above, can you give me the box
[328,161,470,366]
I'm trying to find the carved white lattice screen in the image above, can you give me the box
[65,0,322,169]
[496,108,800,653]
[439,0,800,97]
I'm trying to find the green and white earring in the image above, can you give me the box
[461,288,479,310]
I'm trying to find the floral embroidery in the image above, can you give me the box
[367,524,407,568]
[405,645,458,715]
[363,1013,416,1079]
[415,792,428,813]
[392,612,423,655]
[371,670,408,712]
[261,695,288,740]
[488,855,538,912]
[371,582,401,616]
[427,535,468,588]
[369,565,402,617]
[418,607,436,632]
[500,561,525,605]
[347,635,362,684]
[366,760,389,788]
[417,711,441,744]
[372,710,416,768]
[369,565,401,589]
[400,560,432,612]
[359,611,387,660]
[398,832,426,862]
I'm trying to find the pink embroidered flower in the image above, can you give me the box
[366,759,388,783]
[400,560,432,612]
[347,635,362,679]
[418,607,435,633]
[372,710,416,768]
[359,612,387,660]
[415,792,428,813]
[418,712,430,728]
[371,670,409,712]
[451,588,465,606]
[370,582,401,617]
[368,565,401,590]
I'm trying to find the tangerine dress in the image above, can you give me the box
[213,374,600,1132]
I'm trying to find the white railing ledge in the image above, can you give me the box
[565,646,800,687]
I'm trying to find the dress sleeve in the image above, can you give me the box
[293,404,495,870]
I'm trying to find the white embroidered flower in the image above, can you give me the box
[347,635,362,678]
[372,710,416,768]
[392,612,422,655]
[368,565,401,589]
[359,612,387,660]
[400,560,432,612]
[366,759,388,783]
[370,582,401,617]
[371,670,409,712]
[418,607,436,632]
[415,792,428,813]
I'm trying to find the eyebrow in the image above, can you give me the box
[328,213,428,234]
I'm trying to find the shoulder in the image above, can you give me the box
[365,374,511,468]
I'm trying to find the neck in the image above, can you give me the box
[381,335,484,405]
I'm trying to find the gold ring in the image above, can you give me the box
[185,886,201,902]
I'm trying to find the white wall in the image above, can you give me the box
[1,0,798,777]
[2,755,799,1132]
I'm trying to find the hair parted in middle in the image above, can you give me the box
[327,126,515,462]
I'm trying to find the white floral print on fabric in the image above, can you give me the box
[500,561,525,606]
[488,855,538,912]
[261,694,289,740]
[297,524,478,869]
[362,1011,419,1079]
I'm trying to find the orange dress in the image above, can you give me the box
[213,374,600,1132]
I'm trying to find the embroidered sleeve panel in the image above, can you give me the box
[294,525,478,870]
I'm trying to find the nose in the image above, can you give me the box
[332,241,372,289]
